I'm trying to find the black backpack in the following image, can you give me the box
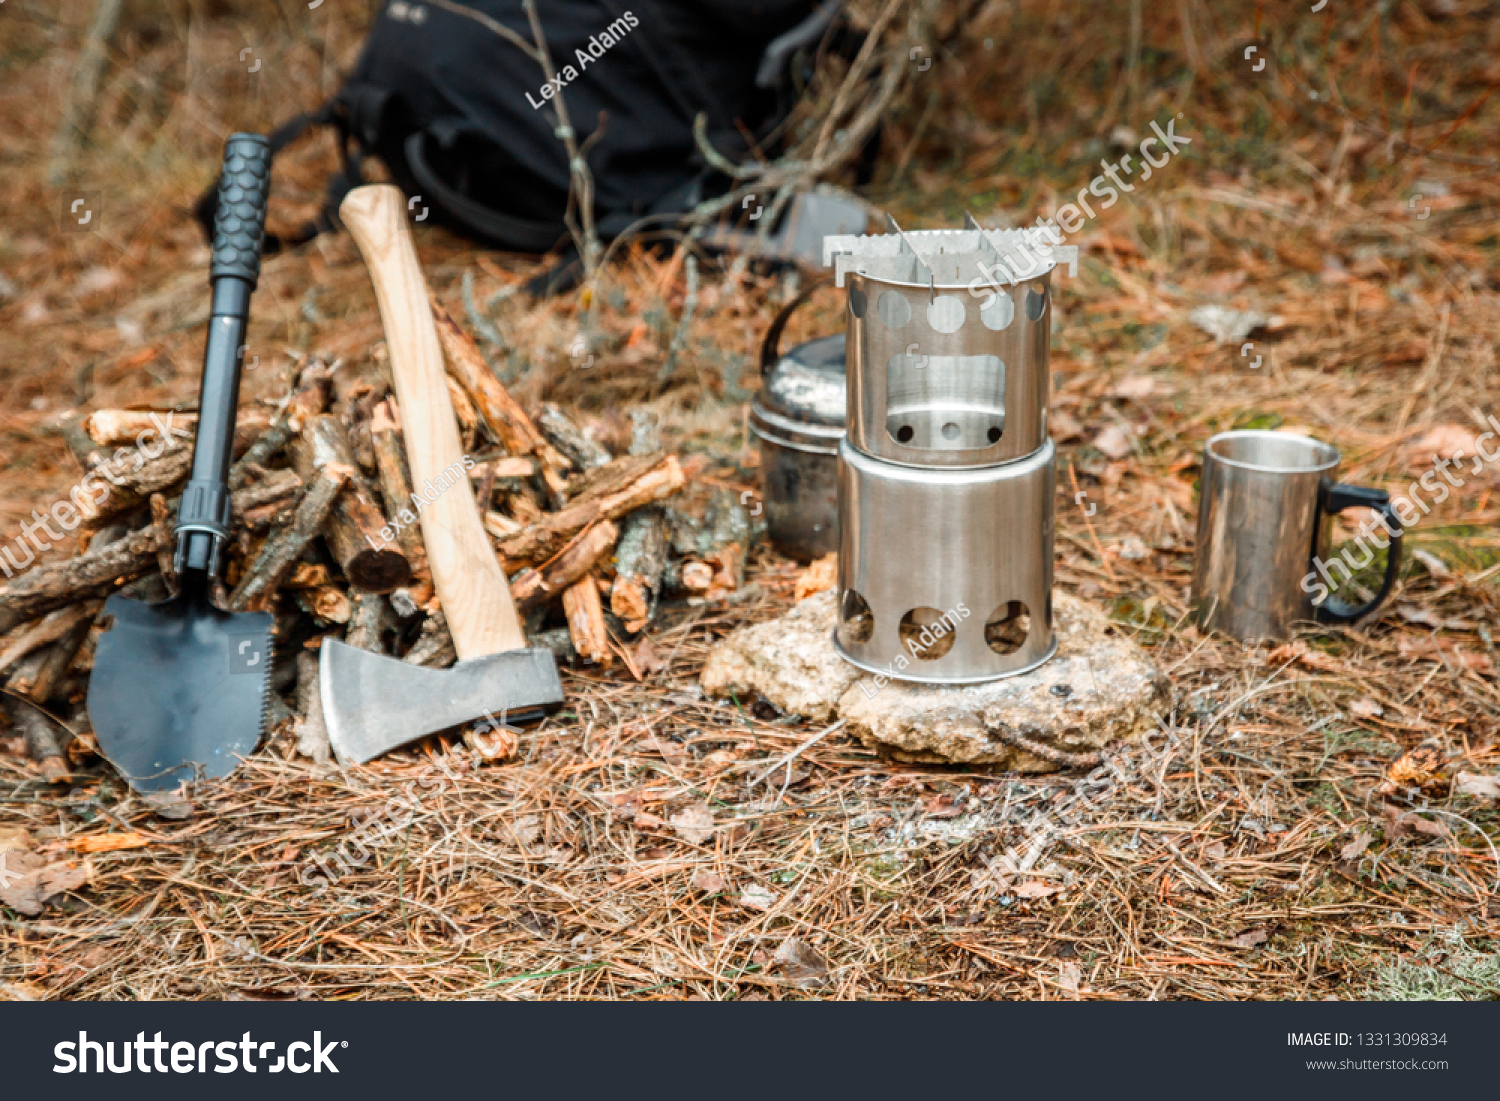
[197,0,842,261]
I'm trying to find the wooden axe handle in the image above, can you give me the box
[339,185,526,658]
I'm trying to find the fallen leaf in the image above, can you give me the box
[1093,423,1134,460]
[669,803,716,845]
[1349,698,1384,720]
[509,815,542,847]
[1375,744,1447,796]
[691,870,727,894]
[0,826,30,853]
[1058,960,1081,998]
[1110,376,1157,400]
[1200,841,1226,862]
[924,793,966,819]
[0,981,48,1001]
[1050,409,1084,441]
[143,789,193,819]
[641,734,687,766]
[1188,304,1268,344]
[1454,772,1500,800]
[68,832,151,854]
[631,635,665,675]
[1233,927,1271,949]
[1406,424,1480,463]
[1012,880,1065,899]
[1411,549,1451,578]
[739,884,777,911]
[773,936,831,988]
[0,852,91,917]
[794,552,839,604]
[1340,830,1373,861]
[1395,637,1492,671]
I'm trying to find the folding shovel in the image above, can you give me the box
[86,135,275,793]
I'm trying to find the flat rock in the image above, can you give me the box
[699,590,857,722]
[702,590,1169,771]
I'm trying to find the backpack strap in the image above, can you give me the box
[402,129,567,253]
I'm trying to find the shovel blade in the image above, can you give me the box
[86,590,272,792]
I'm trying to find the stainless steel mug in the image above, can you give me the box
[1191,430,1403,641]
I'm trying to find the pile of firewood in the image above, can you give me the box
[0,303,754,777]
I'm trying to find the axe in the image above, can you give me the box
[322,185,562,764]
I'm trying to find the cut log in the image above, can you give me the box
[0,513,190,635]
[498,454,685,568]
[609,506,668,631]
[404,608,456,668]
[229,360,333,490]
[294,651,331,764]
[28,605,97,704]
[563,574,611,667]
[0,603,97,674]
[446,375,482,452]
[369,400,431,583]
[148,494,176,587]
[344,592,393,653]
[510,519,619,611]
[293,415,411,593]
[296,586,351,625]
[227,464,349,613]
[429,298,570,495]
[539,403,611,471]
[81,434,195,523]
[83,409,197,447]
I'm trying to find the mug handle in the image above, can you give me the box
[1313,483,1403,624]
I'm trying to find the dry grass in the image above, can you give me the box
[2,0,1499,1000]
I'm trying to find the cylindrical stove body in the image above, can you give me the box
[825,223,1071,682]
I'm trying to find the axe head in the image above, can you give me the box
[319,639,563,764]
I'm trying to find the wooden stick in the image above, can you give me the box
[539,403,611,471]
[46,0,124,186]
[369,400,430,583]
[344,592,392,653]
[228,465,349,613]
[563,574,611,667]
[82,409,197,447]
[28,605,97,704]
[429,297,570,495]
[610,506,668,630]
[0,471,299,634]
[0,604,96,674]
[229,363,333,490]
[511,520,619,611]
[498,454,684,567]
[293,415,411,593]
[294,651,331,765]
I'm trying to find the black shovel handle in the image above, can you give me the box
[176,134,272,578]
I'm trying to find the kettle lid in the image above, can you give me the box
[757,333,846,427]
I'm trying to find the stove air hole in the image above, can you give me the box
[877,291,911,329]
[987,426,1002,444]
[985,600,1031,654]
[980,291,1014,331]
[926,295,966,334]
[849,286,867,318]
[896,424,915,443]
[941,422,960,441]
[838,590,875,646]
[899,607,958,660]
[1026,285,1048,320]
